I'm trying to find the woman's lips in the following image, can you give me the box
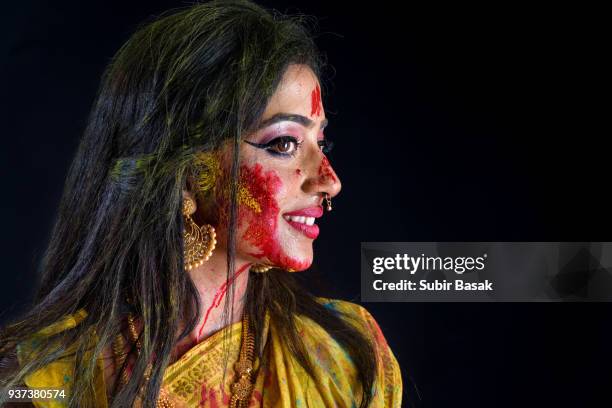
[282,206,323,239]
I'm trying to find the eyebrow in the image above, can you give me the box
[255,113,328,131]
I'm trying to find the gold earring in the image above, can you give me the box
[250,264,273,273]
[183,198,216,270]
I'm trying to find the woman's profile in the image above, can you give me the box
[0,1,402,406]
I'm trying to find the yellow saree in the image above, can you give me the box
[17,299,402,407]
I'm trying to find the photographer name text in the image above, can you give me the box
[373,279,493,291]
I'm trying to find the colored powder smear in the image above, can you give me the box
[193,151,221,195]
[196,263,250,341]
[239,163,310,271]
[238,184,262,213]
[318,155,337,183]
[310,85,322,117]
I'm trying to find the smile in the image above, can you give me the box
[282,206,323,239]
[284,215,315,226]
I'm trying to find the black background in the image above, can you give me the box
[1,1,610,407]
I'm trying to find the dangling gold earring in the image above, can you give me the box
[183,198,216,270]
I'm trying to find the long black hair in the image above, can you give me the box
[0,1,377,406]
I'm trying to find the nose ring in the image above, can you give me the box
[324,193,332,212]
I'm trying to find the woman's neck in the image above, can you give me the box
[171,249,251,362]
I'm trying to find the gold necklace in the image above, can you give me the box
[111,311,255,408]
[230,312,255,408]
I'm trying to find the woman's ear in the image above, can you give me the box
[182,176,198,212]
[183,173,199,202]
[182,189,196,203]
[183,176,211,224]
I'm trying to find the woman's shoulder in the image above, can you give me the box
[14,309,108,408]
[16,309,89,361]
[311,297,399,358]
[314,297,389,339]
[310,297,403,405]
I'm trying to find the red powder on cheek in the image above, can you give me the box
[310,85,322,117]
[239,163,310,271]
[318,155,337,183]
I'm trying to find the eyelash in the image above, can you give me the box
[245,136,334,157]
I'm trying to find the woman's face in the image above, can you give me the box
[214,64,341,271]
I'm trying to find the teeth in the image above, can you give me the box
[284,215,316,226]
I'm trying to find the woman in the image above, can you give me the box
[0,1,402,406]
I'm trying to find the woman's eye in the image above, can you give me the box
[243,136,303,157]
[270,137,298,155]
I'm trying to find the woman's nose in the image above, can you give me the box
[301,149,342,199]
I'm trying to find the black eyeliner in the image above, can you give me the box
[243,136,301,157]
[243,139,273,149]
[243,136,297,149]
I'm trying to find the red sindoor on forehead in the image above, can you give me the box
[310,85,322,117]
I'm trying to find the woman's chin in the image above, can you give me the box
[271,253,313,272]
[283,242,314,271]
[285,256,313,272]
[255,247,313,272]
[237,229,315,271]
